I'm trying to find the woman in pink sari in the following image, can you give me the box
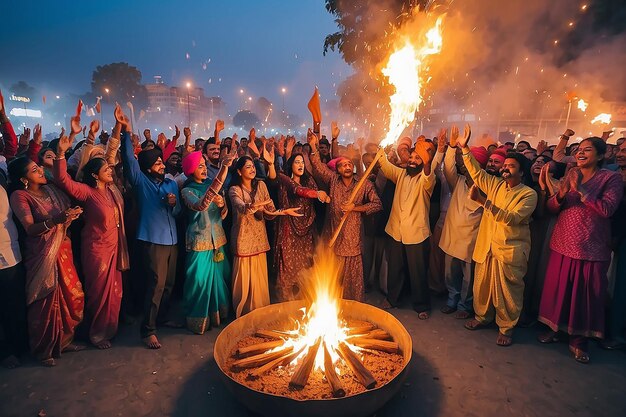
[53,134,129,349]
[8,157,85,366]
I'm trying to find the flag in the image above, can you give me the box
[42,95,46,105]
[85,105,95,117]
[76,100,83,117]
[307,87,321,125]
[95,97,101,114]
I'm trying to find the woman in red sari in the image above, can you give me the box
[54,133,129,349]
[8,157,85,366]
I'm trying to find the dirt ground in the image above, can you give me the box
[1,293,625,417]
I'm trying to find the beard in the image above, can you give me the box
[150,171,165,182]
[486,168,501,177]
[406,165,422,176]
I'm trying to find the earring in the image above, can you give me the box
[22,179,29,189]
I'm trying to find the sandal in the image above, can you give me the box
[464,318,489,330]
[440,305,457,314]
[537,331,560,344]
[454,310,472,320]
[41,358,56,367]
[569,346,590,364]
[62,343,86,353]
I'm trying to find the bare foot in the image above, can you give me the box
[95,340,112,349]
[1,355,21,369]
[41,358,56,367]
[496,333,513,347]
[62,343,86,353]
[142,334,162,349]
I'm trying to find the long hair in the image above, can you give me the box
[284,152,310,183]
[7,157,33,194]
[81,157,107,188]
[230,155,258,189]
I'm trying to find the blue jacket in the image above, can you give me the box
[121,131,181,245]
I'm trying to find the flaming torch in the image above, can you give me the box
[329,16,444,247]
[591,113,611,125]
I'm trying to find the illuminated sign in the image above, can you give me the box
[9,108,42,118]
[9,94,31,103]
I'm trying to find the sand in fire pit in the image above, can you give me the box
[224,319,405,400]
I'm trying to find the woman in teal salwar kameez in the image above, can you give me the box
[180,151,234,334]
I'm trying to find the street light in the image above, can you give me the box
[281,87,287,111]
[186,82,192,127]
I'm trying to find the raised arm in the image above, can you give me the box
[308,130,335,185]
[53,136,91,202]
[442,146,459,190]
[0,90,18,159]
[553,129,575,162]
[458,124,498,195]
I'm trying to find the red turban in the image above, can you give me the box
[328,156,349,172]
[490,148,507,162]
[470,146,489,168]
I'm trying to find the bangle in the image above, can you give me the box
[56,155,65,160]
[43,220,50,231]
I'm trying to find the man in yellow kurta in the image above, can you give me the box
[379,137,440,318]
[457,125,537,346]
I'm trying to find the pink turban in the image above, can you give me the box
[470,146,489,168]
[328,156,349,172]
[182,151,203,176]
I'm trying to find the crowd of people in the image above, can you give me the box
[0,89,624,368]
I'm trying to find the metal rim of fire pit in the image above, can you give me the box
[214,300,412,417]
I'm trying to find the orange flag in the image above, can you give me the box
[307,87,322,126]
[42,95,47,105]
[95,97,101,114]
[76,100,83,117]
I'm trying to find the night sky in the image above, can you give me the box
[0,0,352,117]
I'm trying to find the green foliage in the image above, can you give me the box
[90,62,149,112]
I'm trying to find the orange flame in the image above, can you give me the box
[591,113,611,124]
[379,16,444,147]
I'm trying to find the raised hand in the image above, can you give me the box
[247,137,260,157]
[263,140,275,165]
[457,123,472,148]
[536,140,548,156]
[277,135,286,157]
[215,119,225,133]
[33,124,42,145]
[601,130,614,142]
[0,89,4,115]
[249,127,256,142]
[437,128,447,153]
[114,104,124,124]
[19,127,31,146]
[286,135,296,156]
[173,125,181,141]
[331,121,340,139]
[57,133,72,155]
[183,127,191,138]
[88,119,100,138]
[70,115,82,136]
[563,129,575,138]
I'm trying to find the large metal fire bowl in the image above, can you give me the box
[214,300,412,417]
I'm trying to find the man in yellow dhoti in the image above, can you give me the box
[456,124,538,346]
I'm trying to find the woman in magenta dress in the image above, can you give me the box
[53,134,129,349]
[8,157,85,366]
[538,137,623,363]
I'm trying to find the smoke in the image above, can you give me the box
[331,0,626,143]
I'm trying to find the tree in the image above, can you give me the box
[91,62,148,111]
[233,110,261,131]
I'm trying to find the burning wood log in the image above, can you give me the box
[289,337,322,389]
[323,342,346,398]
[255,329,296,340]
[251,345,306,376]
[348,337,399,354]
[236,340,284,358]
[231,346,294,371]
[346,324,376,335]
[337,342,376,389]
[348,329,392,340]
